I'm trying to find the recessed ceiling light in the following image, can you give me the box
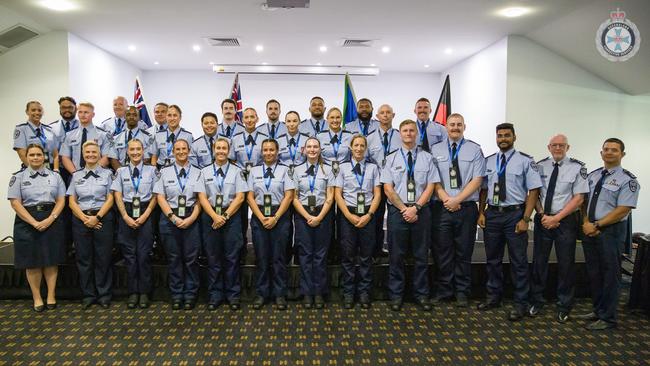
[319,45,327,52]
[498,7,530,17]
[370,63,376,67]
[381,46,390,53]
[262,62,268,65]
[153,61,159,65]
[424,64,430,68]
[39,0,77,11]
[192,44,201,52]
[128,45,136,52]
[444,48,453,55]
[255,44,264,52]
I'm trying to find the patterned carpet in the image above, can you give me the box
[1,294,648,365]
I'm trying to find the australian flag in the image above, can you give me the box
[229,73,243,122]
[134,77,152,127]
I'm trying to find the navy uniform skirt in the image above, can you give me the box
[13,204,65,269]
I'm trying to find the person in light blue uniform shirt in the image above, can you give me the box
[277,111,309,171]
[190,112,219,168]
[381,120,440,312]
[317,108,353,176]
[108,106,154,169]
[292,137,336,309]
[247,139,295,311]
[60,102,112,174]
[196,137,249,311]
[49,96,79,152]
[230,108,268,173]
[66,141,115,309]
[146,102,169,135]
[334,135,382,309]
[255,99,287,140]
[100,96,148,136]
[430,113,485,307]
[344,98,379,137]
[14,101,59,171]
[528,134,589,323]
[111,139,159,309]
[477,123,542,322]
[578,137,639,330]
[154,138,203,310]
[218,99,244,140]
[8,144,66,312]
[150,104,194,168]
[413,97,447,152]
[299,96,328,137]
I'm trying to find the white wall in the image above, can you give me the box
[68,33,142,122]
[0,31,70,237]
[440,38,508,153]
[141,71,441,136]
[506,35,650,232]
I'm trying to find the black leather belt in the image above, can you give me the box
[347,205,371,214]
[82,209,100,216]
[25,203,55,212]
[487,204,522,213]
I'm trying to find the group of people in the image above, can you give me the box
[9,94,639,331]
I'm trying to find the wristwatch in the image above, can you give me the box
[97,214,103,221]
[522,216,531,223]
[368,211,374,218]
[167,212,174,219]
[594,221,601,229]
[223,212,230,220]
[414,204,422,212]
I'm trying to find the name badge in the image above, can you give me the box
[288,164,295,178]
[215,195,223,215]
[357,192,366,215]
[263,194,272,217]
[332,161,340,176]
[407,178,416,203]
[178,195,187,217]
[492,183,500,206]
[449,167,459,189]
[132,196,141,218]
[307,195,316,214]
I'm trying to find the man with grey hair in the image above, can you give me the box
[529,134,589,323]
[101,96,148,136]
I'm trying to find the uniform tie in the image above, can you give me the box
[245,135,255,145]
[330,135,339,144]
[407,151,414,180]
[80,128,88,168]
[167,133,176,143]
[270,124,276,138]
[158,125,165,132]
[306,164,316,176]
[353,163,362,175]
[544,162,559,214]
[498,153,507,201]
[362,120,369,135]
[29,171,47,179]
[289,138,296,147]
[178,168,186,178]
[420,122,430,152]
[35,128,42,137]
[209,136,215,154]
[315,120,321,133]
[226,125,232,138]
[216,168,224,177]
[588,169,609,222]
[383,132,389,150]
[64,121,71,132]
[83,170,99,179]
[127,129,133,142]
[451,142,462,186]
[132,167,140,178]
[264,167,274,178]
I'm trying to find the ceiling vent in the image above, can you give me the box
[340,39,376,48]
[0,25,39,52]
[265,0,310,9]
[204,37,241,47]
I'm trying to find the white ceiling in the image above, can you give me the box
[1,0,648,94]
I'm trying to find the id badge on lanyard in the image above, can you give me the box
[132,196,141,218]
[263,194,272,217]
[307,195,316,214]
[492,183,500,206]
[357,193,366,215]
[449,166,459,189]
[215,195,223,215]
[407,178,416,203]
[178,195,187,217]
[332,161,340,176]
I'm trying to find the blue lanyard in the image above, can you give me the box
[400,148,417,177]
[353,162,366,189]
[308,164,318,193]
[287,133,301,162]
[359,120,368,136]
[417,120,428,144]
[221,123,237,137]
[496,151,516,177]
[264,163,278,191]
[62,119,78,132]
[447,138,465,161]
[329,130,342,157]
[166,129,179,157]
[311,119,322,133]
[380,128,394,155]
[212,162,230,192]
[128,165,141,194]
[245,132,257,161]
[115,118,124,135]
[173,164,191,193]
[28,123,47,149]
[125,129,140,144]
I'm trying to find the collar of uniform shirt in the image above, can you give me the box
[603,165,622,175]
[129,161,144,171]
[499,147,515,158]
[27,120,42,129]
[401,145,418,155]
[551,156,568,165]
[174,162,191,171]
[416,119,431,125]
[27,166,47,176]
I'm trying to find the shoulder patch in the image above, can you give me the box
[580,167,588,179]
[9,176,16,187]
[623,169,637,179]
[629,179,638,192]
[569,157,585,166]
[530,161,539,172]
[14,129,20,139]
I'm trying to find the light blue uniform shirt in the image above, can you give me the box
[49,118,79,149]
[147,123,168,136]
[100,116,148,136]
[345,118,379,137]
[110,162,158,203]
[150,127,194,166]
[299,118,328,137]
[292,161,335,206]
[218,121,244,141]
[196,162,249,207]
[430,138,486,202]
[380,147,440,205]
[537,156,590,215]
[229,130,268,168]
[60,124,113,170]
[66,166,113,210]
[256,121,287,140]
[317,129,353,163]
[13,121,59,163]
[153,163,202,208]
[248,163,295,206]
[334,159,382,207]
[277,132,309,168]
[7,167,66,206]
[366,126,402,168]
[190,133,219,168]
[585,166,639,221]
[416,119,448,151]
[108,127,154,165]
[483,149,543,206]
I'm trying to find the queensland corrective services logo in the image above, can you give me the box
[596,8,641,62]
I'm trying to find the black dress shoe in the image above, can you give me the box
[99,301,110,309]
[586,319,616,331]
[207,303,219,311]
[33,304,45,312]
[229,299,240,311]
[303,296,314,309]
[276,296,288,310]
[172,301,183,310]
[253,296,265,310]
[390,300,402,312]
[359,294,371,309]
[46,302,57,310]
[557,311,569,323]
[455,296,469,308]
[127,294,139,309]
[343,296,354,309]
[528,304,542,317]
[574,311,598,321]
[416,298,432,312]
[477,302,501,311]
[82,299,94,309]
[508,309,524,321]
[183,301,195,310]
[139,294,150,309]
[314,295,325,309]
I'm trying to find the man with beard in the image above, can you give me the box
[101,96,148,136]
[109,106,154,169]
[147,102,169,135]
[477,123,541,321]
[345,98,379,137]
[255,100,286,140]
[299,97,327,137]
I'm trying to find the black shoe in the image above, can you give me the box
[98,300,110,309]
[575,311,598,321]
[508,309,525,321]
[586,319,616,331]
[82,299,94,309]
[229,299,240,311]
[343,296,354,309]
[416,298,432,312]
[33,304,45,312]
[557,311,569,323]
[432,296,453,304]
[207,303,219,311]
[139,294,150,309]
[455,295,469,308]
[528,304,542,317]
[127,294,139,309]
[303,296,314,309]
[276,296,288,310]
[477,302,501,311]
[183,301,195,310]
[253,296,265,310]
[172,301,183,310]
[46,302,57,310]
[314,295,325,309]
[359,294,371,309]
[390,299,402,312]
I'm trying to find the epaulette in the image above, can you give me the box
[73,168,85,174]
[316,129,329,135]
[589,167,603,175]
[340,160,352,165]
[257,131,269,137]
[192,136,203,143]
[41,124,53,130]
[518,151,533,159]
[140,129,151,136]
[300,132,310,137]
[569,158,585,166]
[277,163,288,167]
[276,133,288,139]
[12,167,26,175]
[232,131,244,137]
[341,130,352,134]
[365,159,378,166]
[295,161,308,168]
[191,164,201,170]
[48,120,59,126]
[96,126,108,133]
[385,150,398,157]
[180,127,191,133]
[431,140,444,148]
[100,117,112,123]
[322,160,331,166]
[465,139,480,147]
[486,153,496,158]
[16,122,27,127]
[623,169,637,179]
[537,157,550,164]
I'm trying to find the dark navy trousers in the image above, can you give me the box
[159,215,200,302]
[294,208,333,296]
[338,209,376,298]
[251,211,291,298]
[72,211,114,302]
[117,209,153,295]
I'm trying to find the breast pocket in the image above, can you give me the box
[414,168,429,185]
[74,180,92,197]
[601,184,620,201]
